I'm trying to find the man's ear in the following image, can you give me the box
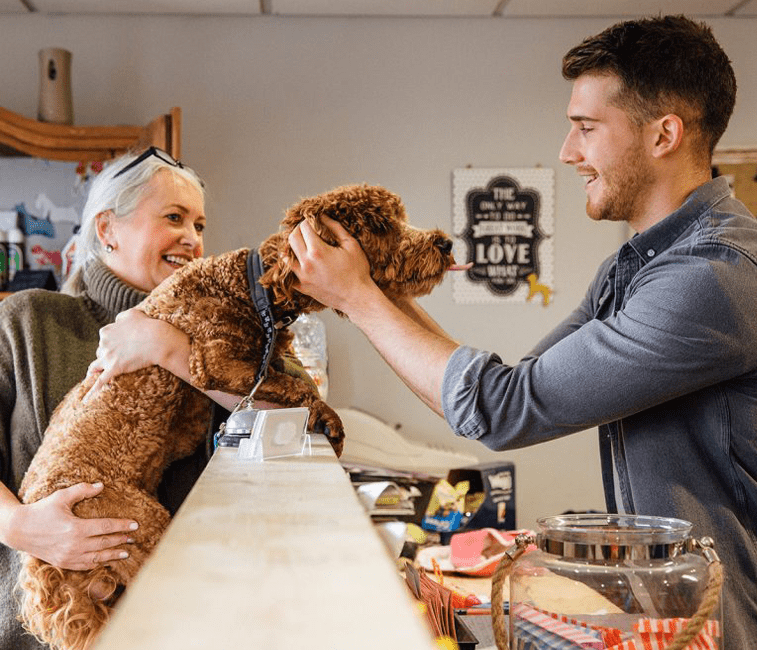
[650,113,684,159]
[95,210,116,248]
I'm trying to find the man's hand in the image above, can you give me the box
[287,215,378,316]
[3,482,137,570]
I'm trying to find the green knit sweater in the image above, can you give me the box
[0,261,158,649]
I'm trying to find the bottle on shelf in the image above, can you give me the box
[290,314,329,400]
[7,220,24,284]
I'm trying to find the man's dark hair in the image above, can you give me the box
[562,15,736,158]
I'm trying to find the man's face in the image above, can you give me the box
[559,74,653,225]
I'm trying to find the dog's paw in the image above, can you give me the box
[308,401,345,457]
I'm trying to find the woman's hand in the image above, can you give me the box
[85,308,190,401]
[3,483,137,570]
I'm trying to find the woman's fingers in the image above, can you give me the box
[12,483,140,570]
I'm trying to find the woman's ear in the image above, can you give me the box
[95,210,116,249]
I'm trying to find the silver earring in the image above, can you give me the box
[105,244,114,253]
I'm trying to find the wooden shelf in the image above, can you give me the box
[0,106,181,162]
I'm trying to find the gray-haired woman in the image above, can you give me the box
[0,148,208,649]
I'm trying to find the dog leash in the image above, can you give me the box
[245,248,280,402]
[243,248,298,397]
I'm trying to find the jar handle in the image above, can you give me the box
[665,536,723,650]
[491,533,534,650]
[490,535,723,650]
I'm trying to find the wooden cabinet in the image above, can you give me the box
[0,106,181,161]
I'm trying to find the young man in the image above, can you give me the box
[288,16,756,648]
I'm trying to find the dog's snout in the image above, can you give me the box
[435,236,453,255]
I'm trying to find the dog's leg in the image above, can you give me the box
[188,340,345,454]
[71,481,172,586]
[188,338,268,395]
[165,389,213,461]
[253,370,345,456]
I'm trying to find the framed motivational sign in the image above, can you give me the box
[452,168,554,305]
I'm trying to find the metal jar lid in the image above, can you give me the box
[535,514,693,561]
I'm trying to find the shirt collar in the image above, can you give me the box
[625,176,732,264]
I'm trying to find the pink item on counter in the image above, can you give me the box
[449,528,535,577]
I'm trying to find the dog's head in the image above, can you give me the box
[259,184,458,314]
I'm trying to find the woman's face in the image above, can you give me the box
[99,170,206,292]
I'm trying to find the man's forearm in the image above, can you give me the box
[347,289,458,416]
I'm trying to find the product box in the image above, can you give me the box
[446,462,516,532]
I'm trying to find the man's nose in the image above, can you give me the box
[559,131,581,165]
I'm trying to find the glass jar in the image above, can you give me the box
[504,514,722,650]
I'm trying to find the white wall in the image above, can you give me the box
[1,14,754,529]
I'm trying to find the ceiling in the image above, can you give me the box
[1,0,756,18]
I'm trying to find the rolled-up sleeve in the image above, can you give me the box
[442,345,502,440]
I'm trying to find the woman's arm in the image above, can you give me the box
[85,308,276,411]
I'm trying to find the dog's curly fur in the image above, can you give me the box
[16,183,457,650]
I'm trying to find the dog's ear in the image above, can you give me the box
[294,201,342,247]
[259,231,295,302]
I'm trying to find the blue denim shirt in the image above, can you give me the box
[442,177,757,649]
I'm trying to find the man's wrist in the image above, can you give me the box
[342,283,390,327]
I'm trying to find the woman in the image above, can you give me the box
[0,147,209,649]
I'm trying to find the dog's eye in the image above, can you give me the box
[434,236,453,255]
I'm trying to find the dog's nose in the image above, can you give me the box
[435,236,453,255]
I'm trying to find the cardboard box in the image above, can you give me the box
[447,462,516,532]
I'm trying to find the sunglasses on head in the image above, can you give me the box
[112,146,186,179]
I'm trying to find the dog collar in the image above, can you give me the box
[246,249,278,389]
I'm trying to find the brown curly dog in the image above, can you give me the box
[16,183,461,650]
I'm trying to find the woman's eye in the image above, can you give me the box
[166,213,182,223]
[195,222,205,233]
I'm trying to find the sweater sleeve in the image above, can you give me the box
[0,302,18,488]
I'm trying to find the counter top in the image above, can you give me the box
[93,435,438,650]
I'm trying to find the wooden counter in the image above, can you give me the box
[92,435,438,650]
